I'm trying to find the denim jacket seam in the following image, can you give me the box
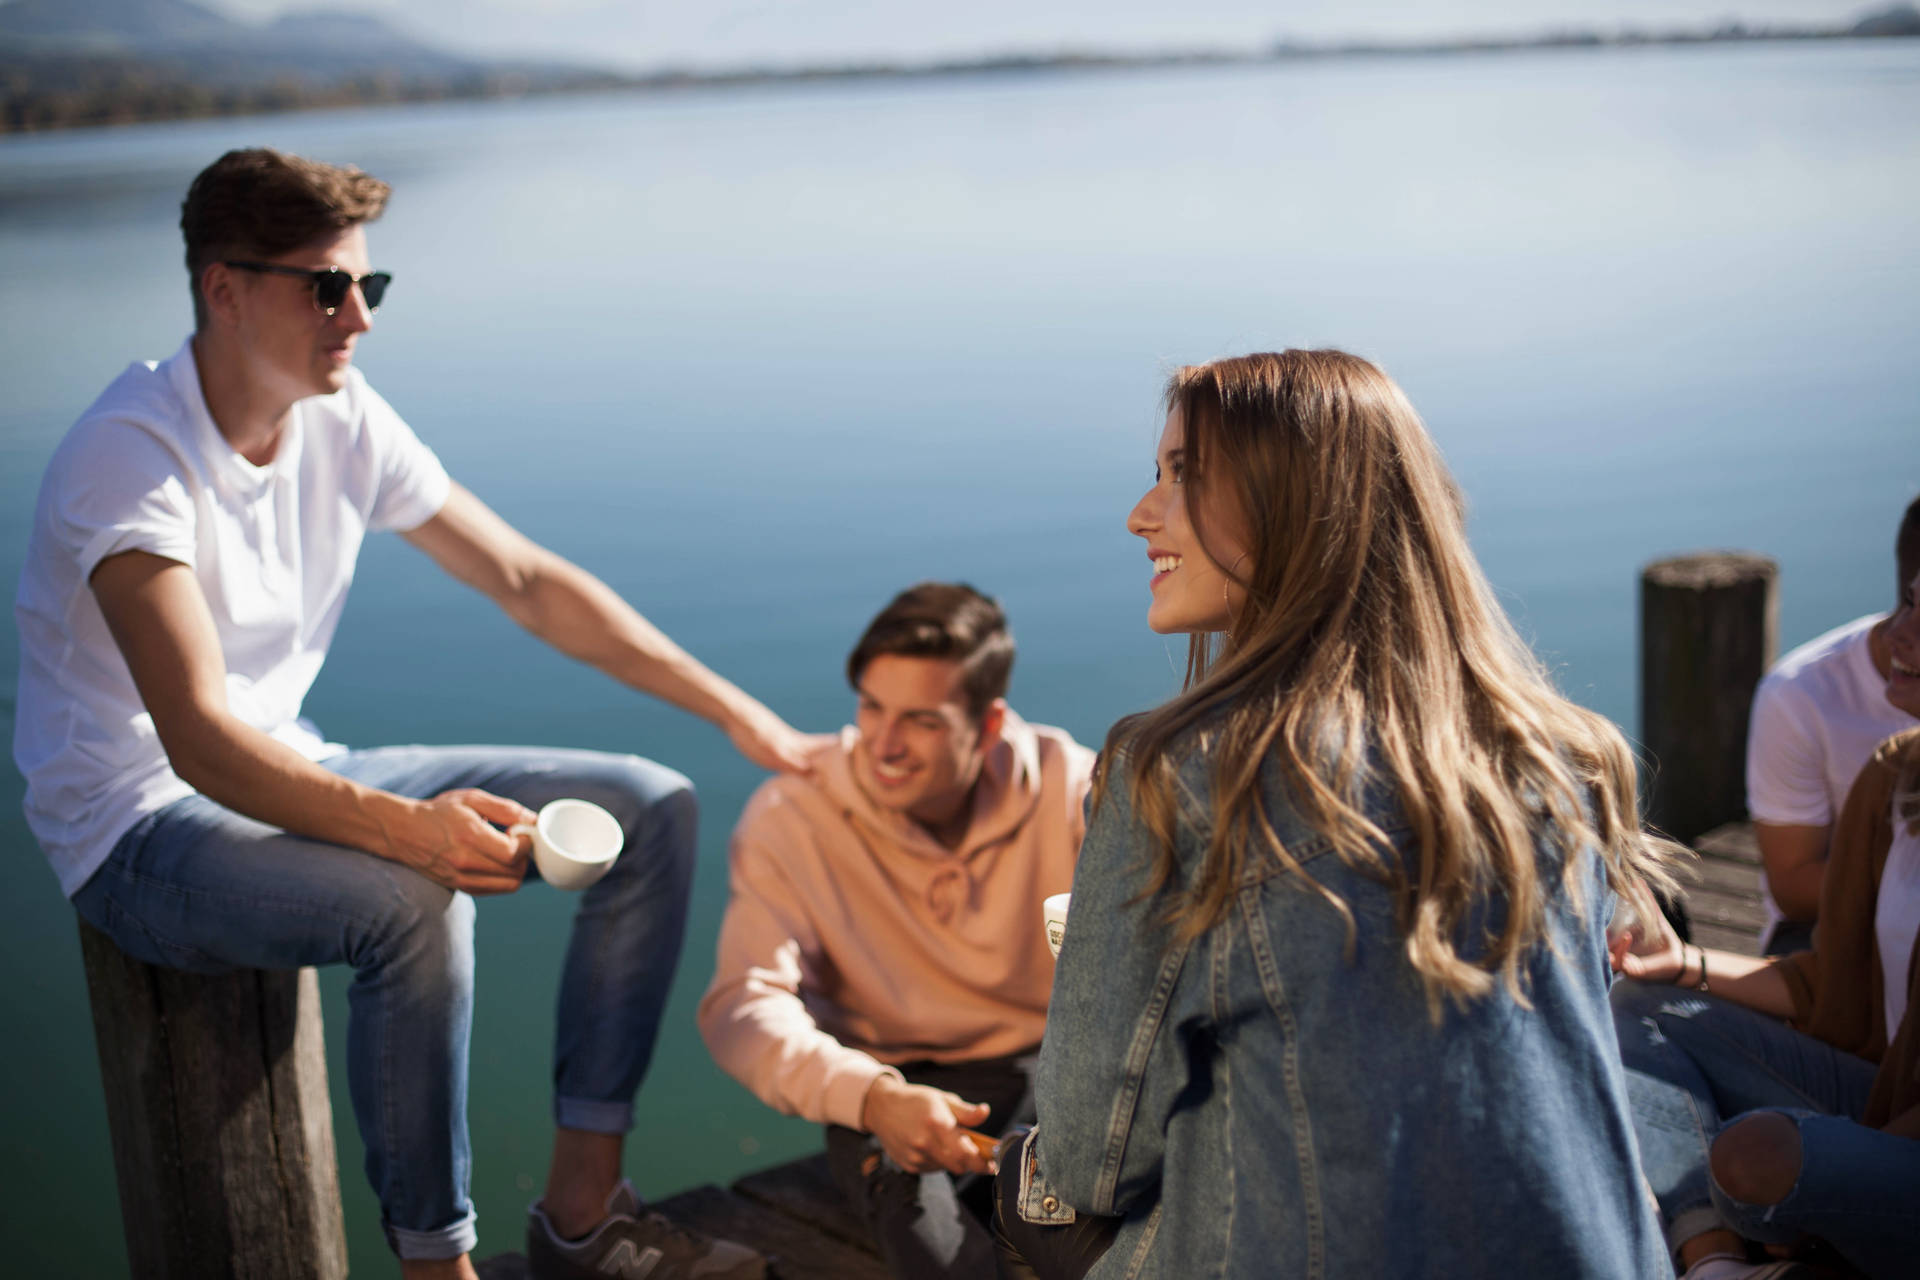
[1239,886,1325,1280]
[1120,1202,1164,1280]
[1095,936,1195,1212]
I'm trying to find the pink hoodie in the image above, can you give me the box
[698,709,1094,1129]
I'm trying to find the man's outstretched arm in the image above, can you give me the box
[91,550,533,893]
[404,483,813,773]
[697,814,994,1177]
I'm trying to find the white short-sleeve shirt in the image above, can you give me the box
[13,337,450,896]
[1746,613,1918,932]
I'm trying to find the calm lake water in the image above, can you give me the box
[3,40,1916,1275]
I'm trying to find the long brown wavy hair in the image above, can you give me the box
[1100,350,1675,1010]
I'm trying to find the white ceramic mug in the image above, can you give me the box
[511,798,623,891]
[1043,893,1071,958]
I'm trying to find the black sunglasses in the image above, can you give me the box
[223,261,392,315]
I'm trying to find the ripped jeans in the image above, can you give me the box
[1609,980,1919,1277]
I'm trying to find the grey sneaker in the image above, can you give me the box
[527,1179,767,1280]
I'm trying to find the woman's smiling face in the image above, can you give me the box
[1126,408,1250,635]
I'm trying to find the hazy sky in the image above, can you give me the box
[207,1,1881,69]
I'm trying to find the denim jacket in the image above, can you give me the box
[1028,747,1666,1280]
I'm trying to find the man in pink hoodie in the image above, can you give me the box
[699,582,1095,1280]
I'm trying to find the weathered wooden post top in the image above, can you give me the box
[79,921,347,1279]
[1639,551,1779,846]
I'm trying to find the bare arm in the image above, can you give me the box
[403,484,813,772]
[91,550,531,893]
[1611,884,1796,1019]
[1753,821,1828,922]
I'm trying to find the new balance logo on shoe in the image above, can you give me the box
[528,1179,765,1280]
[598,1240,663,1278]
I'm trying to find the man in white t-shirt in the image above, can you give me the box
[1745,493,1920,954]
[13,150,791,1280]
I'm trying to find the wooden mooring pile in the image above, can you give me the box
[73,551,1782,1277]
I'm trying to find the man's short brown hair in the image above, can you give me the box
[846,583,1014,721]
[180,148,390,329]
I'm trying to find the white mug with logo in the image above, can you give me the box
[511,798,623,891]
[1043,893,1071,958]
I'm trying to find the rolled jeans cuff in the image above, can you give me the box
[556,1094,634,1135]
[386,1210,479,1260]
[1666,1204,1725,1260]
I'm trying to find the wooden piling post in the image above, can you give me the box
[78,918,347,1280]
[1639,551,1779,844]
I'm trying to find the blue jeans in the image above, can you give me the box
[1611,980,1919,1277]
[70,745,698,1261]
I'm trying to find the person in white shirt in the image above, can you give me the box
[14,149,794,1280]
[1746,494,1920,954]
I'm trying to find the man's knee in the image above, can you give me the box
[610,757,698,875]
[353,872,475,991]
[1710,1111,1802,1206]
[592,755,695,831]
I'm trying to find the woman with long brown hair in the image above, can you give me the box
[996,350,1672,1278]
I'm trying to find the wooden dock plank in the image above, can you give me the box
[657,1183,889,1280]
[733,1154,873,1253]
[1694,824,1762,865]
[1677,852,1771,900]
[1685,821,1765,957]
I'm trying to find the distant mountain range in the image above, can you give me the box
[0,0,625,131]
[1,0,482,78]
[3,0,1918,135]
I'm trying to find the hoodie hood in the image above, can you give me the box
[808,708,1049,923]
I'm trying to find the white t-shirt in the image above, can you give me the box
[13,338,450,897]
[1877,815,1920,1039]
[1747,613,1918,933]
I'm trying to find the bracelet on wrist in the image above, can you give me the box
[1677,944,1699,989]
[1694,946,1711,993]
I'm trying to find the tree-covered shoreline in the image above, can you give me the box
[5,5,1918,137]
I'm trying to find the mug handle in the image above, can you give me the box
[509,822,537,850]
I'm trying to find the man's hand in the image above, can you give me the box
[726,700,828,775]
[861,1074,995,1176]
[374,788,534,895]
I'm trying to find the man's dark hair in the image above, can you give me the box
[180,148,390,330]
[846,583,1014,721]
[1899,492,1920,598]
